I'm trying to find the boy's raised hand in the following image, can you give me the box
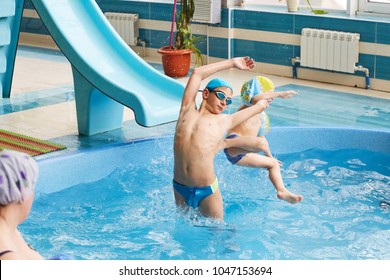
[233,57,255,70]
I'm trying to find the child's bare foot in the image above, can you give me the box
[277,190,303,204]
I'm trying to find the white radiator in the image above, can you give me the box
[300,28,360,73]
[105,12,139,46]
[194,0,221,24]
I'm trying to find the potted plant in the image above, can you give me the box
[158,0,204,78]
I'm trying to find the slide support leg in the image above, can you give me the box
[1,0,25,98]
[72,66,124,136]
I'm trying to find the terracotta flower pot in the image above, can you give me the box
[158,46,193,78]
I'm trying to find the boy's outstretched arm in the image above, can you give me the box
[180,57,255,109]
[228,99,271,130]
[251,90,298,103]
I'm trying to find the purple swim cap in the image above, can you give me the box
[0,149,38,205]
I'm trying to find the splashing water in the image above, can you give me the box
[24,144,389,260]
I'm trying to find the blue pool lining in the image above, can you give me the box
[35,127,390,194]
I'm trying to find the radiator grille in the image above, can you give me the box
[105,12,139,46]
[300,28,360,73]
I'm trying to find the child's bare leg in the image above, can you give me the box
[225,135,270,155]
[225,135,283,168]
[258,136,273,158]
[173,188,190,211]
[237,153,303,204]
[199,189,224,220]
[268,159,302,204]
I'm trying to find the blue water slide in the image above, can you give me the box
[29,0,184,135]
[0,0,24,98]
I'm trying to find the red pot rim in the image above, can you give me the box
[158,46,193,55]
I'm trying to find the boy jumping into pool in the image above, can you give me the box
[173,57,270,221]
[224,76,303,204]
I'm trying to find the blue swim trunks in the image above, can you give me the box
[173,178,219,208]
[224,134,246,164]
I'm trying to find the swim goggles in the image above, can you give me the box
[211,90,232,105]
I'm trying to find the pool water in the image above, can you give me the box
[227,84,390,131]
[23,136,390,260]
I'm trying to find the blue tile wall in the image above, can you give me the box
[195,35,208,55]
[23,0,34,9]
[139,29,206,54]
[208,37,228,59]
[375,55,390,80]
[377,22,390,44]
[234,10,294,33]
[96,0,152,19]
[21,17,49,35]
[234,39,294,66]
[359,54,375,78]
[98,1,174,21]
[144,30,171,49]
[219,9,230,28]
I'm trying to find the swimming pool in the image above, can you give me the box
[24,128,390,260]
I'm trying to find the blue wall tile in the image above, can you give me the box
[375,55,390,80]
[144,30,206,54]
[195,35,208,54]
[359,54,375,78]
[21,17,49,35]
[23,0,34,9]
[234,10,294,33]
[97,1,152,19]
[96,1,172,21]
[234,40,294,66]
[219,9,230,28]
[146,30,170,49]
[208,37,228,59]
[377,22,390,44]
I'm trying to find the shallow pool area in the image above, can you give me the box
[23,128,390,260]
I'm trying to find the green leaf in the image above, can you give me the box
[312,9,327,14]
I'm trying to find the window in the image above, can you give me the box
[241,0,347,11]
[358,0,390,15]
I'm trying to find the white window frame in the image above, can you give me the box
[242,0,348,12]
[357,0,390,15]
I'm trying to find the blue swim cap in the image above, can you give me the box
[205,78,233,93]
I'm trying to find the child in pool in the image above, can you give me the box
[224,76,303,204]
[173,57,271,221]
[0,149,43,260]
